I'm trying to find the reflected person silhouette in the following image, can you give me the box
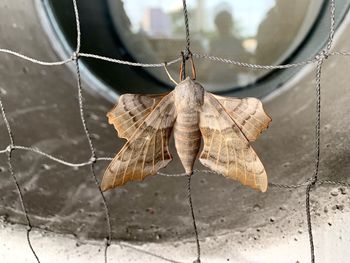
[255,0,309,65]
[208,11,250,85]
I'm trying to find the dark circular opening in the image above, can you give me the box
[43,0,350,97]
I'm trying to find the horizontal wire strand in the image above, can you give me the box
[1,145,350,189]
[1,144,350,190]
[192,52,318,69]
[0,48,73,65]
[329,51,350,56]
[0,48,327,69]
[79,53,182,67]
[1,48,349,70]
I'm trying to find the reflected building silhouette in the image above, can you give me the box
[112,0,161,64]
[207,10,250,84]
[255,0,310,65]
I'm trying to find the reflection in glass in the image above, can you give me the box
[107,0,322,91]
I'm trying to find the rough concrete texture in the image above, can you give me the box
[1,195,350,263]
[0,0,350,262]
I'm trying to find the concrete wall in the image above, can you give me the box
[0,0,350,262]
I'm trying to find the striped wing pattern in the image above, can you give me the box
[101,92,176,191]
[213,94,271,141]
[107,93,167,140]
[199,92,268,192]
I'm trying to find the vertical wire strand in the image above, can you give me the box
[72,0,112,261]
[0,97,40,262]
[180,51,186,81]
[74,58,96,159]
[313,58,323,181]
[74,58,112,262]
[306,42,325,263]
[187,175,201,263]
[326,0,336,52]
[91,162,112,263]
[182,0,191,55]
[0,99,14,146]
[72,0,81,53]
[305,1,336,261]
[306,183,315,263]
[180,2,201,260]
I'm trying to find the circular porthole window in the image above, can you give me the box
[43,0,350,97]
[107,0,322,92]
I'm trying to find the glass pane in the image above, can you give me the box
[107,0,323,92]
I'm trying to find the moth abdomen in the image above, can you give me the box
[174,111,201,175]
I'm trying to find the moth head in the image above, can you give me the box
[174,77,204,111]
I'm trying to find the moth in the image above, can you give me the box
[101,77,271,192]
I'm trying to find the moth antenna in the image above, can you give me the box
[163,62,178,85]
[179,51,196,81]
[189,53,196,80]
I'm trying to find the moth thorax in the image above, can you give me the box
[174,111,201,175]
[174,77,204,112]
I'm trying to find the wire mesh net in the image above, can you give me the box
[0,0,350,262]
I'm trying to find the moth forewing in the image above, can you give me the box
[101,92,176,191]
